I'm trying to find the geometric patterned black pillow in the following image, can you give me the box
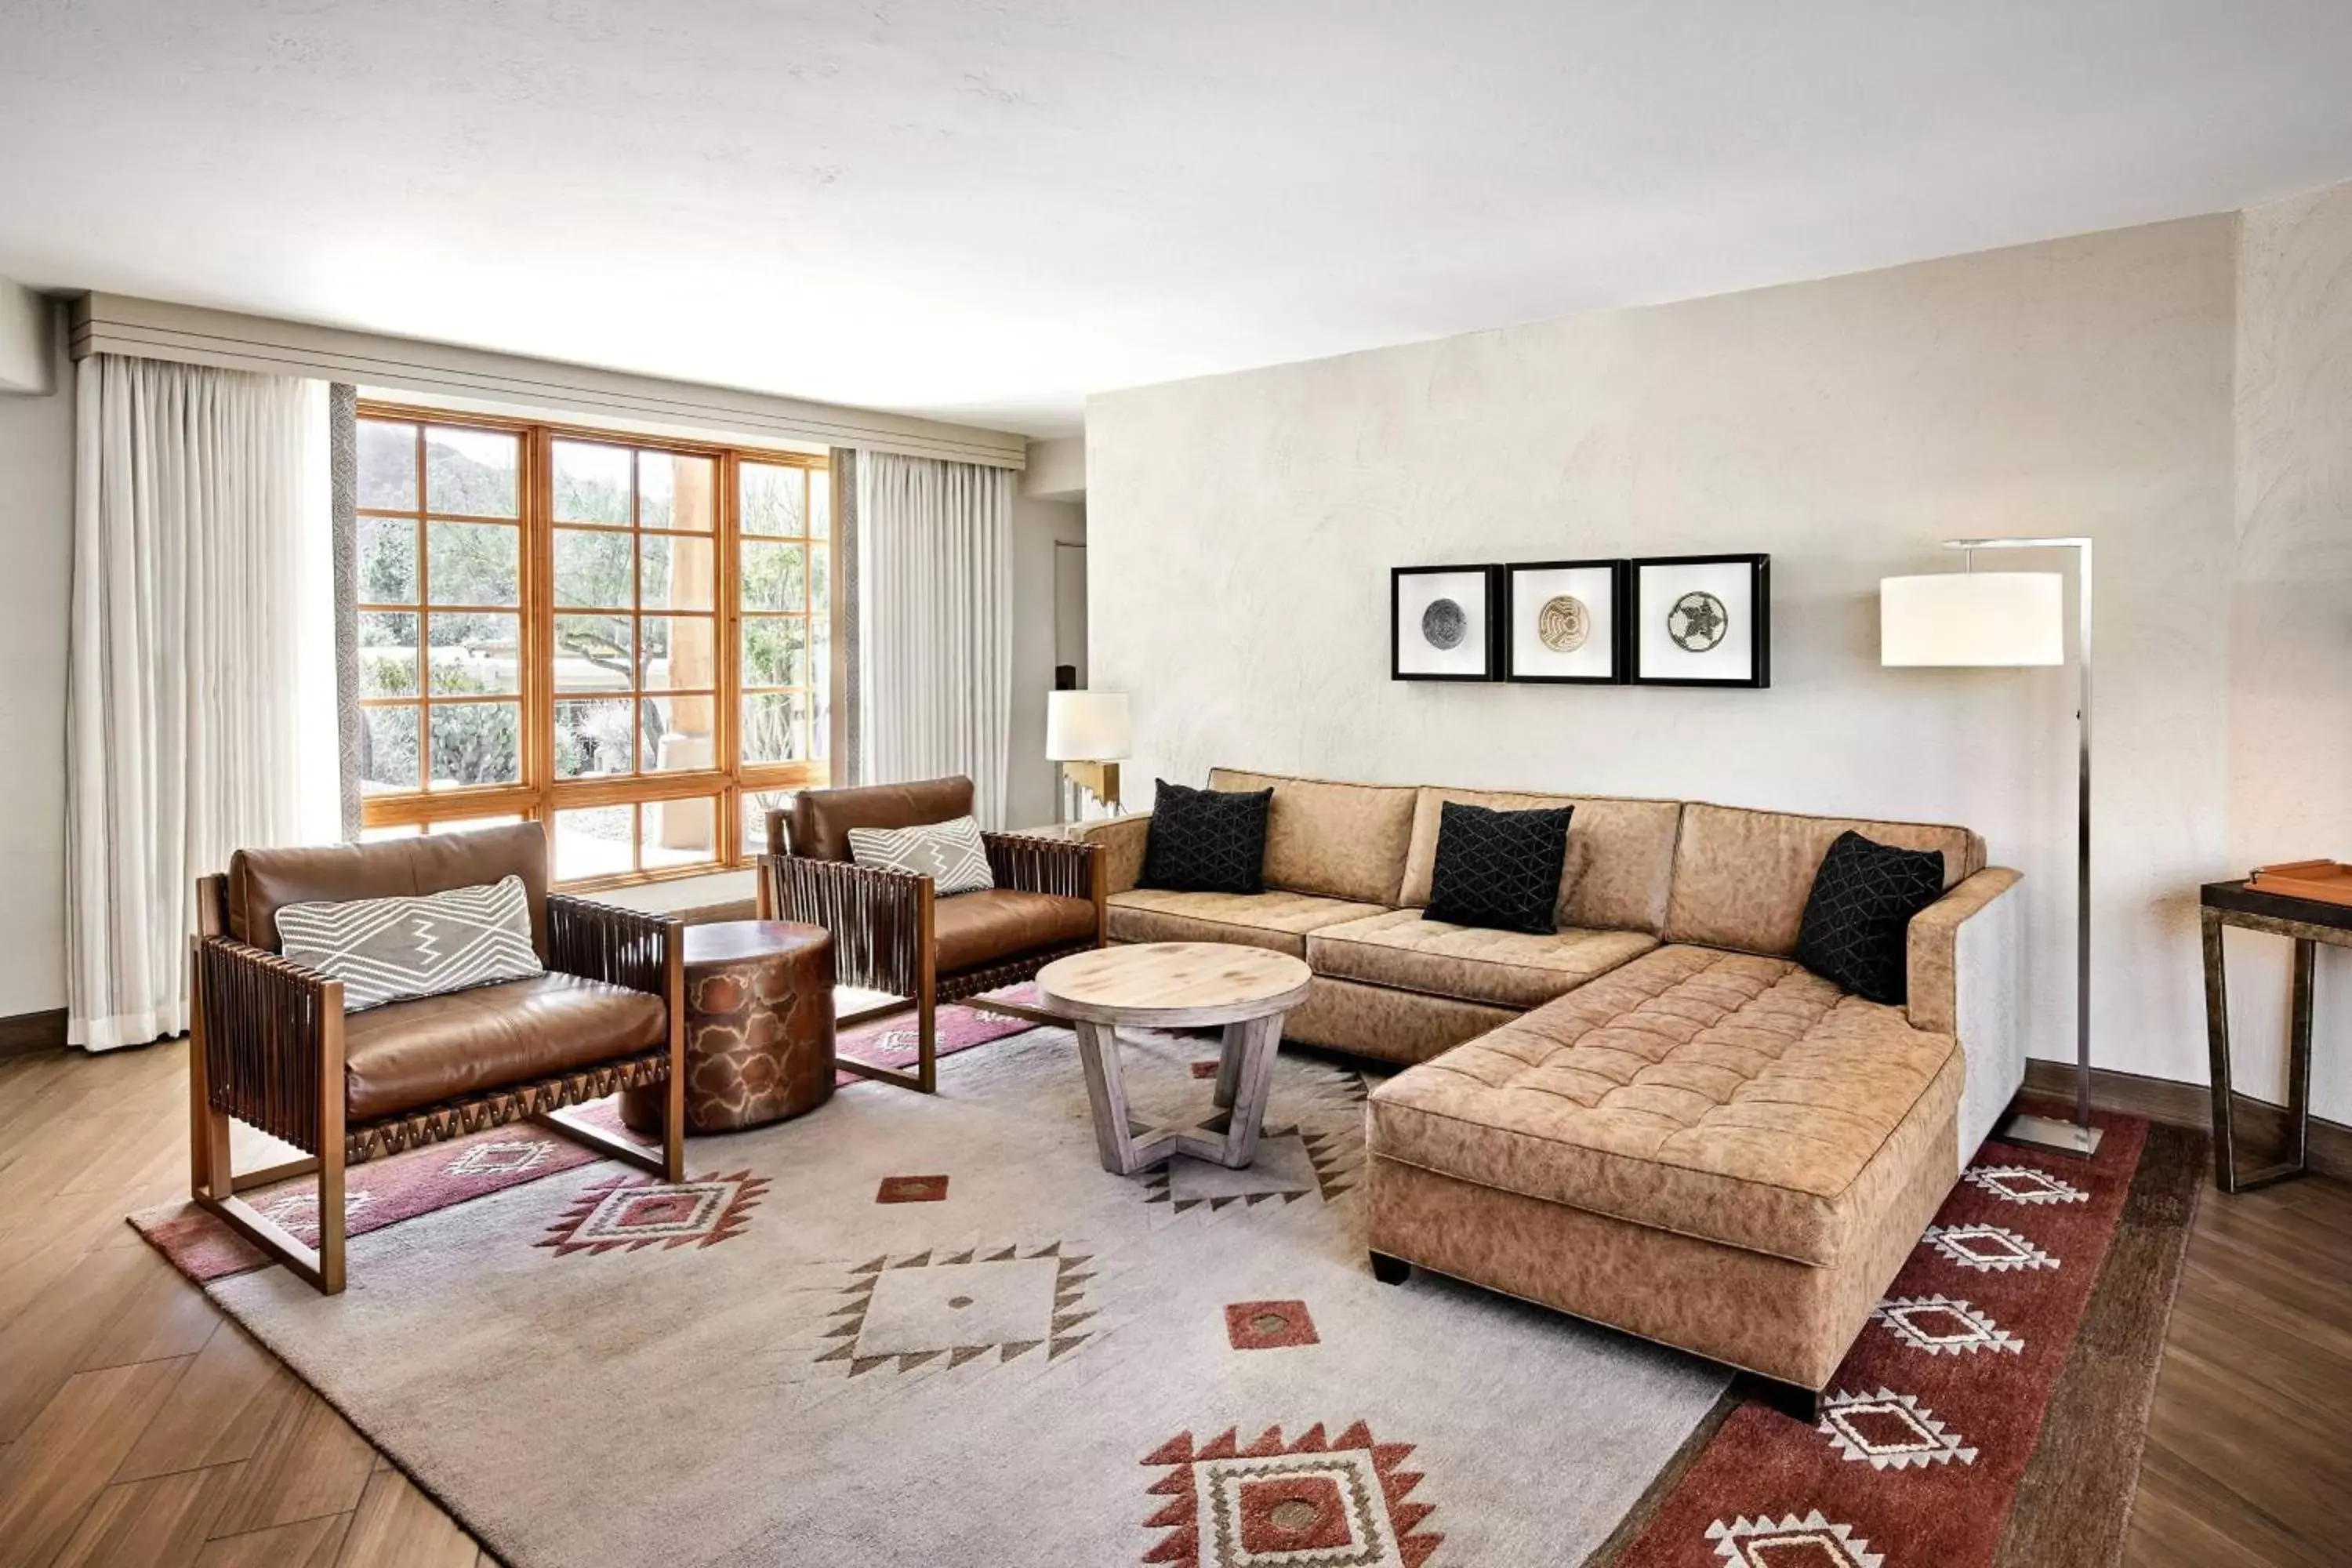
[1424,801,1574,935]
[1139,780,1273,895]
[1795,830,1947,1006]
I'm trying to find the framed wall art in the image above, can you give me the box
[1502,559,1628,684]
[1628,554,1770,688]
[1391,564,1501,681]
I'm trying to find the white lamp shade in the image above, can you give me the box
[1880,572,2064,667]
[1046,691,1131,761]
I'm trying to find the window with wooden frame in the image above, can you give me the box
[354,405,836,889]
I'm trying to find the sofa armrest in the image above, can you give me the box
[191,936,342,1154]
[759,853,929,996]
[1907,866,2025,1167]
[1074,813,1152,896]
[547,894,682,1001]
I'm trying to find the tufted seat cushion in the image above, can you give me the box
[1306,909,1657,1010]
[1105,887,1389,958]
[1367,945,1962,1266]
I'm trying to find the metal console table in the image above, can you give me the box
[2200,878,2350,1192]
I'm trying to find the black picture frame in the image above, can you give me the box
[1627,554,1772,688]
[1501,559,1631,684]
[1391,564,1503,682]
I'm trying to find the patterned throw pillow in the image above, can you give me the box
[1424,801,1574,935]
[1140,780,1273,895]
[1795,831,1947,1005]
[274,874,545,1013]
[847,815,996,896]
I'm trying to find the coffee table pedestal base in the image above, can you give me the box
[1074,1013,1287,1177]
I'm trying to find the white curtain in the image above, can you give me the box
[858,452,1014,826]
[67,355,336,1050]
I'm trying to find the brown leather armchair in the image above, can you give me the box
[757,776,1103,1092]
[188,823,685,1295]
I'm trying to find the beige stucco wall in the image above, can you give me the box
[1090,212,2256,1104]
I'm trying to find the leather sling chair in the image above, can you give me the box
[757,776,1104,1092]
[188,823,685,1294]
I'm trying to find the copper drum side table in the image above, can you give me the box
[1035,942,1313,1178]
[622,920,836,1135]
[2200,879,2350,1192]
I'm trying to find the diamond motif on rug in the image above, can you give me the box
[1140,1422,1443,1567]
[1923,1223,2060,1273]
[1817,1387,1978,1469]
[1963,1164,2089,1206]
[1225,1300,1319,1351]
[813,1243,1096,1377]
[1869,1295,2024,1356]
[1140,1129,1356,1214]
[535,1171,768,1256]
[259,1189,376,1240]
[445,1139,557,1178]
[1705,1511,1883,1567]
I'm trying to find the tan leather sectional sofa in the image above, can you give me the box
[1077,768,2027,1397]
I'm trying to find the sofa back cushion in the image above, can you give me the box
[228,822,552,960]
[1207,768,1417,906]
[1401,787,1682,935]
[1664,801,1984,957]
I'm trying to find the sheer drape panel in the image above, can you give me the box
[67,355,325,1049]
[858,452,1014,826]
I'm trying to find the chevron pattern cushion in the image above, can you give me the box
[1424,800,1574,935]
[1795,830,1947,1005]
[274,874,545,1012]
[1140,780,1273,895]
[846,815,996,895]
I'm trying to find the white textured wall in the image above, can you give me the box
[2227,183,2352,1116]
[1091,215,2243,1098]
[0,301,71,1017]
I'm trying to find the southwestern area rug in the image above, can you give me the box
[133,1022,2200,1568]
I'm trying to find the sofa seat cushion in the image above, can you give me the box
[934,889,1099,975]
[1306,909,1657,1010]
[344,973,669,1123]
[1106,887,1388,958]
[1367,945,1961,1266]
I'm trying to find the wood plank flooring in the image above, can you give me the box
[2,1038,2347,1566]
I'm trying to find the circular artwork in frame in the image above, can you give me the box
[1667,590,1729,652]
[1394,566,1498,680]
[1536,594,1590,652]
[1421,597,1468,650]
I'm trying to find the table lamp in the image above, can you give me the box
[1882,537,2100,1156]
[1047,691,1131,822]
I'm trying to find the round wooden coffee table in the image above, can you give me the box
[1035,942,1312,1177]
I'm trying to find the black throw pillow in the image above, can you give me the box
[1140,780,1272,895]
[1795,830,1947,1005]
[1424,801,1574,935]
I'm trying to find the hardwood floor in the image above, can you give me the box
[1,1039,2347,1566]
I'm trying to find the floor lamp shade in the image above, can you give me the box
[1045,691,1131,762]
[1880,572,2064,667]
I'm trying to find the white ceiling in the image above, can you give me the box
[5,2,2352,436]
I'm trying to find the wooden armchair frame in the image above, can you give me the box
[757,820,1105,1093]
[187,879,686,1295]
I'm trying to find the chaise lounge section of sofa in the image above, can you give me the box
[1077,768,2026,1401]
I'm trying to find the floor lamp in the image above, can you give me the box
[1881,537,2101,1156]
[1047,691,1131,824]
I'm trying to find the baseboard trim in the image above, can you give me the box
[0,1007,67,1059]
[2021,1059,2352,1183]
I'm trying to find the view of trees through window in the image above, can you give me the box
[355,407,833,884]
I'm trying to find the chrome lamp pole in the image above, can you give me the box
[1939,536,2101,1156]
